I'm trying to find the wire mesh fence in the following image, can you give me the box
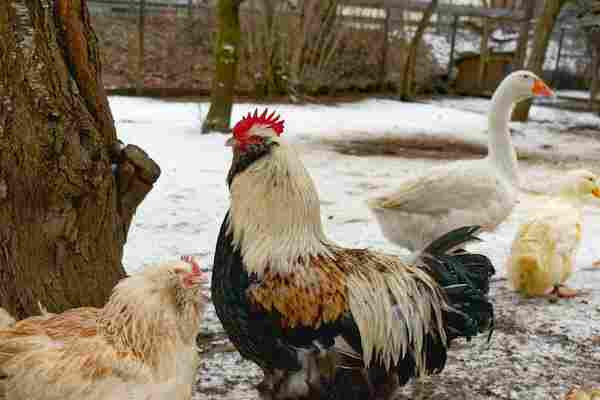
[88,0,593,96]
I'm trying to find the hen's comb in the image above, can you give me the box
[232,108,284,138]
[180,255,201,275]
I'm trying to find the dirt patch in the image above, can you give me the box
[321,136,487,160]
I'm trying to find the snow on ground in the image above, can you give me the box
[110,96,600,399]
[558,89,593,100]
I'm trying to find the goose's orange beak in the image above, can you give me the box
[592,187,600,198]
[532,79,554,97]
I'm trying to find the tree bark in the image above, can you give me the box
[260,0,277,97]
[0,0,160,319]
[588,30,600,115]
[512,0,568,122]
[201,0,244,133]
[400,0,438,101]
[136,0,146,96]
[477,17,491,93]
[513,0,535,70]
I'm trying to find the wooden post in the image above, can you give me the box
[447,14,458,76]
[136,0,146,96]
[514,0,535,70]
[477,17,491,93]
[552,28,565,86]
[379,7,391,89]
[188,0,193,18]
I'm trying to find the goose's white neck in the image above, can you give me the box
[486,83,519,185]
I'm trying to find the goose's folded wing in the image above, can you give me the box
[369,163,497,214]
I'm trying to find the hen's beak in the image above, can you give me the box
[225,136,236,147]
[532,79,554,97]
[592,187,600,198]
[183,274,204,288]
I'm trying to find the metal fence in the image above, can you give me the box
[87,0,593,95]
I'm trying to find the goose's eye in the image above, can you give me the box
[588,177,595,182]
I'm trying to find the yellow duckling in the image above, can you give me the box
[507,169,600,298]
[565,387,600,400]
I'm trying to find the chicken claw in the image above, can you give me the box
[551,285,578,298]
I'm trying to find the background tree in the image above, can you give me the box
[202,0,245,133]
[400,0,438,101]
[512,0,570,122]
[573,0,600,114]
[589,29,600,114]
[0,0,160,319]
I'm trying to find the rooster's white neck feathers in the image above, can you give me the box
[228,139,333,277]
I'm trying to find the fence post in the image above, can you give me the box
[188,0,193,18]
[379,7,391,90]
[477,16,491,93]
[447,14,458,76]
[136,0,146,96]
[552,28,565,86]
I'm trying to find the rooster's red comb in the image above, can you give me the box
[232,108,285,138]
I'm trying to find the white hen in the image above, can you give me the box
[0,256,207,400]
[507,170,600,298]
[368,70,554,252]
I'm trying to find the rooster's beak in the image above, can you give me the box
[225,136,236,147]
[532,79,554,97]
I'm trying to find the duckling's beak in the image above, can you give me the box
[593,187,600,198]
[532,79,554,97]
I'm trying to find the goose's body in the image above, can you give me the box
[368,71,553,252]
[507,170,600,297]
[369,158,517,251]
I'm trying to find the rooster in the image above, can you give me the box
[0,256,207,400]
[212,110,496,399]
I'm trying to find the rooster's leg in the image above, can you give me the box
[258,369,285,393]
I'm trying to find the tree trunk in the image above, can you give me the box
[201,0,244,133]
[513,0,535,70]
[400,0,438,101]
[0,0,160,319]
[512,0,567,122]
[477,17,491,93]
[379,7,391,90]
[591,48,600,115]
[588,30,600,115]
[136,0,146,96]
[261,0,277,97]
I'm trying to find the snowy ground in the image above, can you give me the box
[111,96,600,400]
[558,90,593,101]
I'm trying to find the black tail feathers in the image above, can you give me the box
[419,226,495,342]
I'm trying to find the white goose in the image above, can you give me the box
[367,70,554,252]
